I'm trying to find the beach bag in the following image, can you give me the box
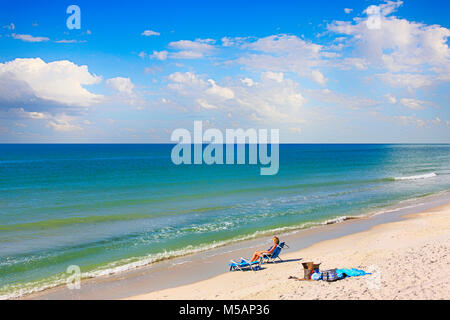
[321,269,338,282]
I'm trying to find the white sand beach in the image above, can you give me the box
[129,202,450,300]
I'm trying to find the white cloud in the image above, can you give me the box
[4,108,49,120]
[375,0,403,16]
[150,50,168,61]
[311,70,327,85]
[232,73,306,124]
[393,115,426,127]
[262,71,284,83]
[170,50,204,59]
[221,36,249,47]
[306,88,379,110]
[376,73,434,90]
[141,30,160,36]
[206,79,235,99]
[168,72,204,85]
[344,8,353,14]
[1,108,85,132]
[54,39,87,44]
[335,58,369,70]
[392,113,442,128]
[166,71,307,125]
[169,39,215,51]
[385,94,397,104]
[244,34,321,54]
[240,78,255,87]
[196,98,218,110]
[233,34,333,84]
[106,77,135,95]
[399,98,431,110]
[46,114,83,132]
[0,58,104,108]
[328,0,450,85]
[106,77,143,107]
[168,39,216,59]
[12,33,49,42]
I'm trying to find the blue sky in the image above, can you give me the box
[0,0,449,142]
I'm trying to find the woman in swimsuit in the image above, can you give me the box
[250,236,280,262]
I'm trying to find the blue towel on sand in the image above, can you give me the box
[336,268,370,278]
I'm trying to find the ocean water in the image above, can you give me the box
[1,144,449,298]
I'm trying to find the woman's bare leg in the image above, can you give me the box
[250,251,263,262]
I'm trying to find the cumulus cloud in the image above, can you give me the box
[106,77,134,95]
[168,72,234,102]
[231,34,334,85]
[106,77,143,107]
[206,79,235,99]
[0,58,104,110]
[328,0,450,87]
[166,71,306,125]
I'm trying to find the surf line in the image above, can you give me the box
[170,121,279,175]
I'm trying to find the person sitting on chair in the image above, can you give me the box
[250,236,280,262]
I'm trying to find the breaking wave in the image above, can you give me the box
[394,172,437,181]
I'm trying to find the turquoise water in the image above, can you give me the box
[1,144,449,298]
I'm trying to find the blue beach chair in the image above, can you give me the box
[229,257,262,272]
[261,242,288,264]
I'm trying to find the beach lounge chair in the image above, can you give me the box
[229,257,262,272]
[260,242,288,264]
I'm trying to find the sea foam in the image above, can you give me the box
[394,172,437,181]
